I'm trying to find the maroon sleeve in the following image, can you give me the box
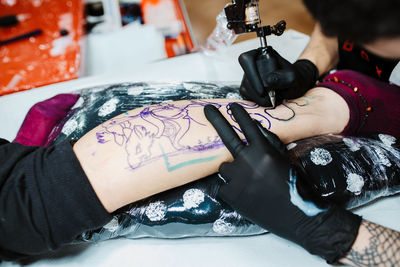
[0,139,112,260]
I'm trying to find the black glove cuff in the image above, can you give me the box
[301,207,362,264]
[294,59,319,89]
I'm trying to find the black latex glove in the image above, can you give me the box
[239,47,319,107]
[204,103,361,264]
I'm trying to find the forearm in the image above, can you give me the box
[73,92,348,212]
[298,23,339,76]
[340,220,400,266]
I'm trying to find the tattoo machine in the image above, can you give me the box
[224,0,286,108]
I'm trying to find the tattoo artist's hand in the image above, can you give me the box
[204,103,361,264]
[239,47,319,106]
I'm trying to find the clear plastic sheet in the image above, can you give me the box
[288,134,400,209]
[49,82,243,145]
[45,82,400,242]
[196,9,237,53]
[79,174,264,242]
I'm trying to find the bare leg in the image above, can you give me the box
[73,87,349,212]
[269,87,349,143]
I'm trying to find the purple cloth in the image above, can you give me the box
[13,94,79,146]
[318,70,400,138]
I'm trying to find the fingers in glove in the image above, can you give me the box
[265,69,296,90]
[238,49,265,95]
[204,104,245,157]
[254,120,286,155]
[240,76,273,107]
[269,47,292,67]
[230,103,263,145]
[217,162,246,205]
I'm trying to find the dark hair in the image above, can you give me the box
[302,0,400,44]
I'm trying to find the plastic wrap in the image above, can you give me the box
[42,82,400,242]
[197,9,237,53]
[79,174,264,242]
[287,134,400,209]
[49,82,243,145]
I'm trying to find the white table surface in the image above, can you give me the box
[1,30,399,267]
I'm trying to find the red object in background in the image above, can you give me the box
[0,0,83,96]
[141,0,194,58]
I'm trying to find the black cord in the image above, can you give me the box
[0,29,42,46]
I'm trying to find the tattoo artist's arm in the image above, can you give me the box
[298,23,339,76]
[340,220,400,267]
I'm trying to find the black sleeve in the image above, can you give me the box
[0,138,112,261]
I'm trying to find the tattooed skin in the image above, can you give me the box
[95,99,310,171]
[342,220,400,267]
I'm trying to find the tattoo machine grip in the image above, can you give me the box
[256,47,278,107]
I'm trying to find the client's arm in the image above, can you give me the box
[73,87,349,212]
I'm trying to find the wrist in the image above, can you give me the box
[300,207,362,264]
[294,59,319,85]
